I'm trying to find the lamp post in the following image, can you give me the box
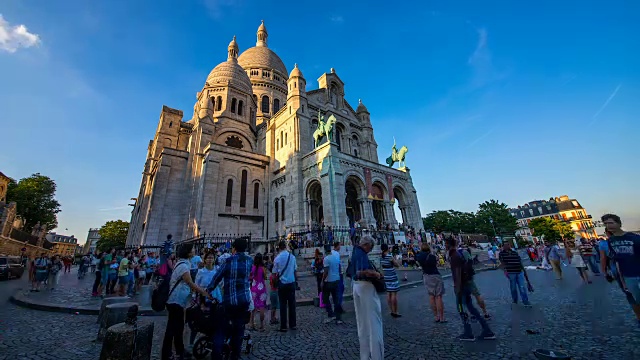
[489,217,498,242]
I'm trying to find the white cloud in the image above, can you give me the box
[331,15,344,23]
[0,14,40,53]
[589,83,621,126]
[468,28,489,65]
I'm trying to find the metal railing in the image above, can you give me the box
[268,227,404,248]
[175,233,252,255]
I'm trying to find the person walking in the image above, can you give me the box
[48,255,62,290]
[578,237,600,276]
[249,253,268,331]
[416,243,445,323]
[380,243,401,317]
[322,245,344,324]
[207,238,253,360]
[446,237,495,342]
[161,244,210,360]
[332,241,345,309]
[566,241,591,284]
[273,240,298,332]
[312,248,324,298]
[92,252,103,297]
[499,242,532,306]
[601,214,640,327]
[347,235,384,360]
[544,241,563,280]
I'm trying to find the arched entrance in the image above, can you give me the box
[306,180,324,225]
[393,186,411,227]
[344,176,365,226]
[371,182,386,227]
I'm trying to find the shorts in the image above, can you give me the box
[623,276,640,305]
[423,274,444,297]
[118,275,130,285]
[467,279,481,297]
[269,291,279,309]
[36,271,48,282]
[489,258,497,265]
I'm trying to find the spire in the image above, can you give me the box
[289,63,304,79]
[256,20,268,47]
[228,35,239,61]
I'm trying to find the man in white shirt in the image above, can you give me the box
[323,245,343,324]
[190,252,203,279]
[488,248,497,269]
[272,241,298,332]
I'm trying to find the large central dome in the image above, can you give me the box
[237,21,288,76]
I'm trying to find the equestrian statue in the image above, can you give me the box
[386,138,408,168]
[313,111,337,148]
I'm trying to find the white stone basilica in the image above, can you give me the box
[126,22,423,247]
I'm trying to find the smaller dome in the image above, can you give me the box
[289,63,304,78]
[205,36,253,94]
[356,99,369,113]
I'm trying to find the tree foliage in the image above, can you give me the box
[422,199,517,238]
[6,173,62,232]
[475,200,518,238]
[528,217,574,242]
[96,220,130,252]
[422,210,478,233]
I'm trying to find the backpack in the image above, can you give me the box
[457,249,475,281]
[151,261,186,312]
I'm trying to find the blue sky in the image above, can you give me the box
[1,0,639,243]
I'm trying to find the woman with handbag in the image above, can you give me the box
[380,244,401,317]
[347,235,384,360]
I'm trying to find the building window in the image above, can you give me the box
[225,135,243,149]
[238,100,243,116]
[275,200,279,222]
[285,133,287,145]
[225,179,233,207]
[273,99,280,113]
[280,131,284,147]
[281,198,285,222]
[240,170,248,208]
[277,138,280,149]
[253,183,259,209]
[231,98,237,113]
[261,96,270,113]
[216,96,222,111]
[302,105,305,113]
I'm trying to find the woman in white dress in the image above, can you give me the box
[565,240,591,284]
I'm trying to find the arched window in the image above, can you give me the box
[240,170,247,208]
[253,94,258,104]
[211,97,215,111]
[253,183,259,209]
[261,96,270,113]
[280,131,283,146]
[216,96,222,111]
[273,99,280,112]
[281,198,285,222]
[231,98,237,113]
[238,100,243,116]
[276,138,280,149]
[285,133,287,146]
[275,200,279,222]
[225,179,233,207]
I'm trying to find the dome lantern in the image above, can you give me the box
[257,20,268,47]
[228,35,239,61]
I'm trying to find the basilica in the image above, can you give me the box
[126,22,423,247]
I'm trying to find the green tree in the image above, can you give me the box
[422,210,477,233]
[476,199,518,238]
[6,173,62,232]
[96,220,130,252]
[528,217,574,242]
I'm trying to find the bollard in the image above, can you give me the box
[97,302,139,341]
[137,285,153,308]
[100,304,154,360]
[97,297,131,324]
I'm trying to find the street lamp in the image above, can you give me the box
[489,217,497,241]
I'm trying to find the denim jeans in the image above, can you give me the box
[585,256,600,274]
[507,272,529,304]
[278,282,297,330]
[322,280,343,320]
[456,281,492,337]
[212,304,247,360]
[127,272,135,295]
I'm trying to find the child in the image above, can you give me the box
[268,271,279,325]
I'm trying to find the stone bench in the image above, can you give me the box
[97,302,139,341]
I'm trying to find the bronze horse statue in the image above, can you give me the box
[313,112,337,148]
[386,139,408,168]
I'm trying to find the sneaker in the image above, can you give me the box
[458,333,476,342]
[324,317,336,324]
[481,331,496,340]
[523,303,532,308]
[484,313,492,320]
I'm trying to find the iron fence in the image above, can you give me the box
[175,233,252,256]
[269,227,399,248]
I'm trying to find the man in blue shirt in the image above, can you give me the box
[272,240,298,332]
[207,237,253,360]
[602,214,640,326]
[322,245,343,324]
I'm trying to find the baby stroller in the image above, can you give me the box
[187,298,252,360]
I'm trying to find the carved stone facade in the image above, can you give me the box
[126,23,423,247]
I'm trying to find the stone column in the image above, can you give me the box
[361,199,376,228]
[385,201,398,229]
